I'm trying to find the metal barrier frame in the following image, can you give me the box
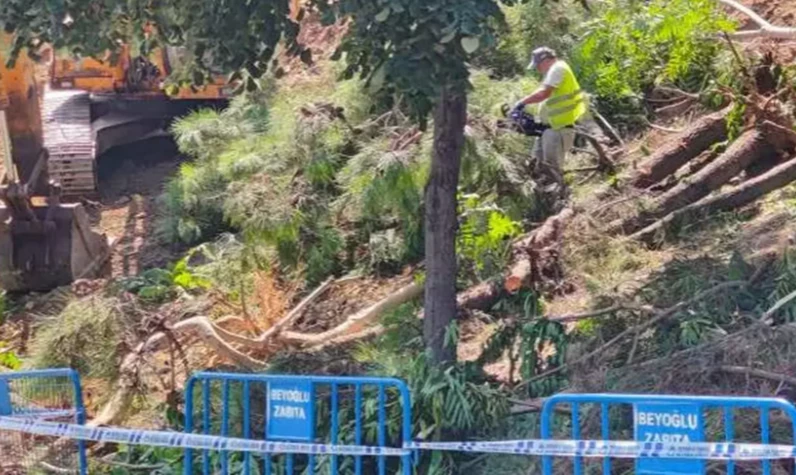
[183,372,413,475]
[0,368,87,474]
[541,393,796,475]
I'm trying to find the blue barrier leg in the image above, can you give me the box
[378,384,386,475]
[221,380,230,475]
[355,384,362,475]
[540,399,554,475]
[243,380,251,475]
[724,407,735,475]
[601,402,610,474]
[202,379,211,475]
[183,377,196,475]
[70,370,88,475]
[572,402,582,475]
[331,383,339,474]
[762,409,771,475]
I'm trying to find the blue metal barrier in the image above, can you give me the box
[0,368,87,474]
[541,393,796,475]
[183,372,413,475]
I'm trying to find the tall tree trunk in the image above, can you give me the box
[424,87,467,364]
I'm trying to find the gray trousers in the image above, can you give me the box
[533,127,576,197]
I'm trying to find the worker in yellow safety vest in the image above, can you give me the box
[514,47,588,207]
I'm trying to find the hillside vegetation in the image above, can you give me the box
[4,0,796,473]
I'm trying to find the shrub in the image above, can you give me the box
[571,0,736,117]
[477,0,589,77]
[29,296,129,381]
[457,193,522,285]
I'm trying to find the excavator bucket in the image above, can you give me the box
[0,183,109,292]
[0,34,110,292]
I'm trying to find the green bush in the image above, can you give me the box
[571,0,735,117]
[477,0,589,77]
[458,193,522,285]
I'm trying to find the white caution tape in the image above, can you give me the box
[0,417,409,457]
[406,440,796,460]
[4,415,796,461]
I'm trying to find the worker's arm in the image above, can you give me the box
[515,85,555,110]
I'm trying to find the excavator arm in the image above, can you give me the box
[0,40,110,292]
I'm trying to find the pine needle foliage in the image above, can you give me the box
[29,296,129,381]
[162,62,550,284]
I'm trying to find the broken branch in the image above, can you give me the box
[719,0,796,40]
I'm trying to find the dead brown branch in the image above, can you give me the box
[515,281,747,389]
[91,278,420,426]
[716,366,796,387]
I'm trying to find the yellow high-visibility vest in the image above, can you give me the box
[540,61,587,130]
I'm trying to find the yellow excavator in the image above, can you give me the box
[0,35,230,291]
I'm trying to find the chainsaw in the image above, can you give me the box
[499,104,550,137]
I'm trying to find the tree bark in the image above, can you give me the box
[424,87,467,364]
[630,107,730,188]
[618,127,780,234]
[633,154,796,243]
[455,208,575,312]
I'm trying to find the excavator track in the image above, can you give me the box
[41,89,97,195]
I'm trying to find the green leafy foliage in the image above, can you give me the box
[354,309,511,474]
[571,0,735,118]
[120,255,209,304]
[0,0,302,90]
[478,0,590,77]
[480,291,568,396]
[315,0,511,122]
[458,193,521,285]
[0,343,21,370]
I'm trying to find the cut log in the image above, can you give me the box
[633,154,796,243]
[618,125,783,234]
[630,107,730,188]
[456,208,576,312]
[505,208,575,293]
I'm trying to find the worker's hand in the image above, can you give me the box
[513,102,526,113]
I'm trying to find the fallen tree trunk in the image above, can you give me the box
[457,208,576,311]
[280,282,423,345]
[618,123,787,234]
[629,107,730,188]
[92,278,420,426]
[632,154,796,243]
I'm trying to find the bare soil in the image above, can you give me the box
[732,0,796,63]
[93,136,185,277]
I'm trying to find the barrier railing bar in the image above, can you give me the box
[762,408,770,475]
[243,379,251,475]
[202,378,211,474]
[331,382,339,474]
[181,373,414,475]
[0,368,87,474]
[355,383,363,475]
[724,407,735,475]
[541,393,796,475]
[378,383,386,475]
[600,402,610,474]
[221,379,230,475]
[572,402,582,475]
